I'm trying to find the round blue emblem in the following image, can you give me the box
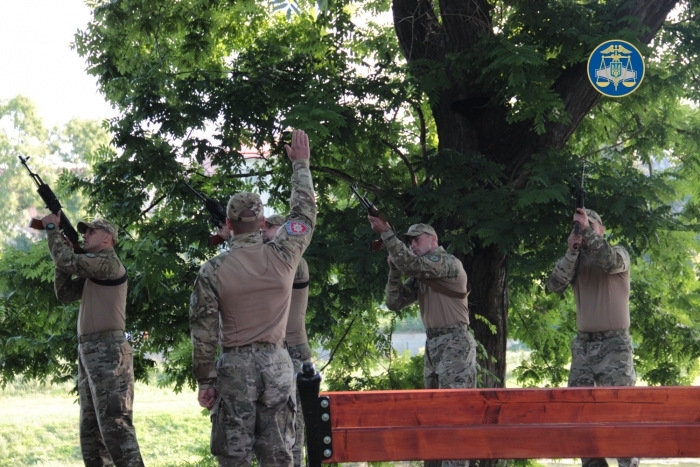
[587,40,645,98]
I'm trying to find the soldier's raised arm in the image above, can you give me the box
[270,129,316,264]
[45,223,121,281]
[581,228,630,274]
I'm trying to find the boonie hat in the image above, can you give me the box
[227,192,263,222]
[400,223,437,243]
[586,209,603,226]
[266,214,286,226]
[77,219,119,243]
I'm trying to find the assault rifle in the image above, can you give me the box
[182,179,228,247]
[19,156,83,253]
[572,162,586,250]
[350,184,394,252]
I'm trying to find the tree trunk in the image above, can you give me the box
[461,245,508,388]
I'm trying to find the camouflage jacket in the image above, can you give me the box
[189,159,316,390]
[547,226,631,294]
[381,231,463,311]
[47,229,124,303]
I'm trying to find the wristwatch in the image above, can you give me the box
[46,223,56,230]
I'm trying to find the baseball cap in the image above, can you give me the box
[77,219,119,243]
[227,192,263,222]
[586,209,603,226]
[265,214,286,226]
[400,223,437,243]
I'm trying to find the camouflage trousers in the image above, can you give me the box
[211,343,296,467]
[287,342,312,467]
[78,334,144,467]
[569,329,638,467]
[424,323,477,467]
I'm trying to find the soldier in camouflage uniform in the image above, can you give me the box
[40,213,144,467]
[262,214,312,467]
[547,208,638,467]
[190,129,316,467]
[366,220,475,467]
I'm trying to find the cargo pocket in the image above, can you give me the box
[284,395,297,451]
[106,387,132,416]
[210,396,233,456]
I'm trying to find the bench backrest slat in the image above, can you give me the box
[326,387,700,427]
[319,387,700,463]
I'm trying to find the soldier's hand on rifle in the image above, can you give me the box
[568,229,583,253]
[368,215,390,233]
[284,129,310,162]
[217,225,231,241]
[573,208,590,232]
[41,211,61,229]
[198,388,216,410]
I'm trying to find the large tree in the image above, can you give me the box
[3,0,700,397]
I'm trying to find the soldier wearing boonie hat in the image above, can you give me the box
[190,129,317,467]
[366,217,476,467]
[38,210,144,466]
[547,207,638,467]
[261,212,311,467]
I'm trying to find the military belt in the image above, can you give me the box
[426,323,470,339]
[78,330,124,343]
[577,328,629,342]
[223,341,285,353]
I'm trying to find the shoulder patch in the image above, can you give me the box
[285,221,309,236]
[427,254,441,262]
[84,253,98,258]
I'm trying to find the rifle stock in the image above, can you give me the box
[209,234,225,247]
[29,218,45,230]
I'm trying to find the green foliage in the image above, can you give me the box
[3,0,700,397]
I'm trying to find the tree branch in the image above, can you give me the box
[413,102,428,162]
[224,170,273,179]
[310,166,383,195]
[319,318,356,372]
[140,192,167,216]
[382,139,418,187]
[392,0,443,63]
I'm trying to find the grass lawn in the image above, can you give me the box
[2,355,699,467]
[0,380,214,467]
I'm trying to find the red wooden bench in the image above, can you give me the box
[297,365,700,466]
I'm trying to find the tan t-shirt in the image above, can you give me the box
[286,258,309,346]
[383,232,469,330]
[77,267,127,335]
[214,240,297,346]
[546,226,631,332]
[572,253,630,332]
[47,230,127,336]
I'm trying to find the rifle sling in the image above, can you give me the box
[293,280,310,289]
[418,278,469,300]
[90,274,128,287]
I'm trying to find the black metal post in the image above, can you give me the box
[296,362,332,467]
